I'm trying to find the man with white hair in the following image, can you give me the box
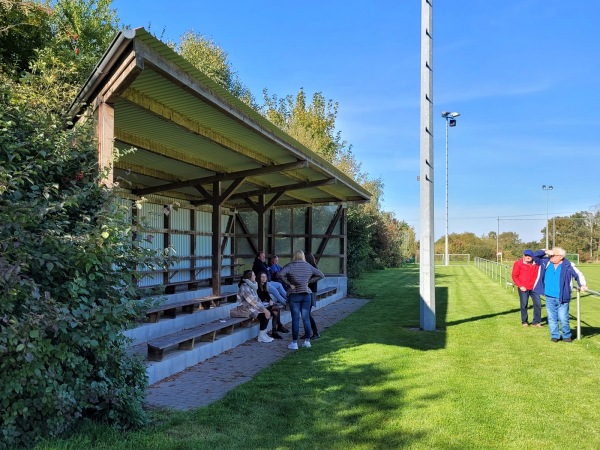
[533,247,588,342]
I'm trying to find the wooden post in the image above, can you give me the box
[95,101,114,187]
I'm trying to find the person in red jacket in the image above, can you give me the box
[512,249,542,327]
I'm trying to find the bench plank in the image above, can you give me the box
[146,293,238,323]
[315,287,337,300]
[146,317,250,361]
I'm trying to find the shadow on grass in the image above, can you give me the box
[578,322,600,338]
[347,269,449,351]
[445,307,522,327]
[198,346,431,449]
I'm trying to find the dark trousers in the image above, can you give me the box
[518,289,542,325]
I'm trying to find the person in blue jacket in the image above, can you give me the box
[533,247,588,342]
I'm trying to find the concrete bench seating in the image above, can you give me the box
[146,293,238,323]
[316,286,337,300]
[147,316,252,361]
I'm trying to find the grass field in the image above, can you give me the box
[36,266,600,449]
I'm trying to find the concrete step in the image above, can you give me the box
[127,289,344,384]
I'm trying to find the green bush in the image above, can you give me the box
[0,76,159,448]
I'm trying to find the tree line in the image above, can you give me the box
[433,209,600,263]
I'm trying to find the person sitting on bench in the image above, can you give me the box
[269,255,283,281]
[252,251,287,307]
[238,270,274,343]
[257,272,289,339]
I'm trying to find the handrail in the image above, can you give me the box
[575,287,600,340]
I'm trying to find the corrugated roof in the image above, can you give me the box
[70,27,370,209]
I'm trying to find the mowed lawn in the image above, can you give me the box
[37,266,600,449]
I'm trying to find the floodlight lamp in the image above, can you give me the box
[450,112,460,117]
[441,111,450,117]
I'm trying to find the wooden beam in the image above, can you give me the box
[133,160,307,196]
[92,51,142,108]
[230,178,336,200]
[235,212,258,256]
[95,101,114,187]
[315,205,344,258]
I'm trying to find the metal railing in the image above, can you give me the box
[475,257,599,341]
[474,257,514,289]
[575,287,600,340]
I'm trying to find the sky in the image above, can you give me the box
[111,0,600,243]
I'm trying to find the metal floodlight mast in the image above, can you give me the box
[441,111,460,266]
[542,185,553,249]
[419,0,435,331]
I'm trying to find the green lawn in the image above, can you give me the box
[37,267,600,449]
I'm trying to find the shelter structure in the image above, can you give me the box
[69,28,370,297]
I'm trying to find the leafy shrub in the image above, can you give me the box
[0,75,160,448]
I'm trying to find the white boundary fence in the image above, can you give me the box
[475,256,597,341]
[416,254,471,266]
[474,257,513,288]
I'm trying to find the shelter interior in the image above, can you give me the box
[70,28,370,295]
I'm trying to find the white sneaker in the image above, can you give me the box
[302,340,311,348]
[257,331,274,343]
[288,341,298,350]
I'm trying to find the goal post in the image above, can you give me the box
[415,254,471,265]
[566,253,580,265]
[433,254,471,266]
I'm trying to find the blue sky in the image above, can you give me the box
[111,0,600,243]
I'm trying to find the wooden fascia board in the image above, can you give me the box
[92,50,143,108]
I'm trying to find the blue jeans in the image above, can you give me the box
[268,281,287,306]
[289,293,312,341]
[545,296,571,340]
[518,289,541,324]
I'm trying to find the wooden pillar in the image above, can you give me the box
[95,101,114,187]
[257,194,265,252]
[211,181,222,295]
[341,206,347,275]
[307,206,313,253]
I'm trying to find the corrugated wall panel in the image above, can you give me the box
[195,211,212,280]
[169,207,191,283]
[221,213,232,276]
[138,202,164,287]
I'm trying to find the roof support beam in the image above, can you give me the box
[133,160,307,196]
[230,178,336,200]
[315,205,344,259]
[244,192,285,214]
[115,130,312,204]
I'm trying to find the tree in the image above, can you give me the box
[174,30,257,108]
[0,0,52,73]
[0,1,165,446]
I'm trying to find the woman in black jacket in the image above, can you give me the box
[257,272,289,339]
